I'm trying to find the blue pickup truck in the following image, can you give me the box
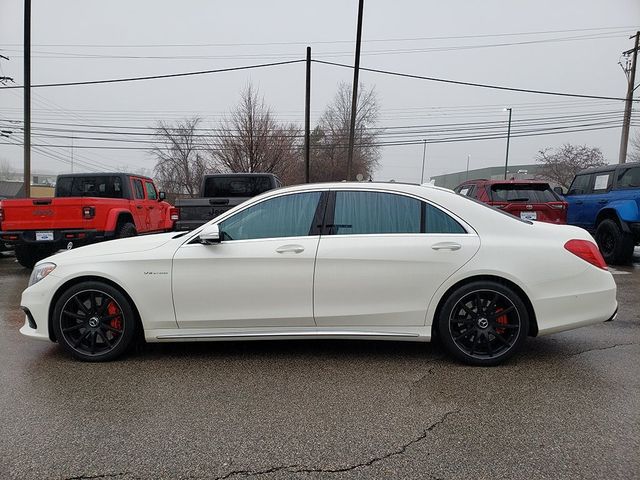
[565,162,640,264]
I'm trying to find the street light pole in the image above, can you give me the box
[503,107,512,180]
[346,0,365,181]
[420,139,427,184]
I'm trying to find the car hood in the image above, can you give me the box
[42,231,182,264]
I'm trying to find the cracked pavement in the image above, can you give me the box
[1,251,639,480]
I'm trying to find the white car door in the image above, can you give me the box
[172,191,325,329]
[314,190,480,327]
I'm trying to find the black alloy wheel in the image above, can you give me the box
[53,281,136,361]
[438,281,529,366]
[595,219,634,265]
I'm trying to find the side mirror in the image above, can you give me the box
[199,224,220,244]
[158,191,166,201]
[553,186,564,196]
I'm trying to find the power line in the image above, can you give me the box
[1,25,635,48]
[0,59,305,89]
[313,59,635,102]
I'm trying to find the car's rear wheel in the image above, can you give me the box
[595,219,634,265]
[437,281,529,366]
[52,281,136,361]
[116,222,137,239]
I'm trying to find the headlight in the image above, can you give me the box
[28,262,56,287]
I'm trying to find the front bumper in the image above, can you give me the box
[19,274,63,343]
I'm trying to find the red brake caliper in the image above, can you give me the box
[495,307,508,335]
[107,301,122,336]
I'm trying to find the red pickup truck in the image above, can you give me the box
[0,173,177,268]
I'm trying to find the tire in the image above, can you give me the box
[437,281,529,366]
[52,281,137,362]
[116,222,137,239]
[14,245,58,269]
[595,219,634,265]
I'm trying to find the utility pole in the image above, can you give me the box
[23,0,31,198]
[466,154,470,181]
[346,0,364,181]
[304,46,311,183]
[618,30,639,164]
[420,139,427,183]
[70,135,74,173]
[503,107,512,179]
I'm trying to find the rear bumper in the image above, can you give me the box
[534,269,618,336]
[0,229,110,248]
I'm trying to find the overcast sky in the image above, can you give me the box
[0,0,639,182]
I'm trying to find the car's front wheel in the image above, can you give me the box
[437,281,529,366]
[52,281,137,361]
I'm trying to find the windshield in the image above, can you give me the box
[489,183,558,203]
[457,192,532,224]
[203,176,273,198]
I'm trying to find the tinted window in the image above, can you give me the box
[219,192,321,241]
[132,179,145,200]
[333,191,420,235]
[567,175,591,195]
[145,181,157,200]
[489,184,558,202]
[616,166,640,189]
[424,204,466,233]
[55,176,123,198]
[592,172,614,193]
[203,176,274,198]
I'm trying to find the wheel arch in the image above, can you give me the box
[430,274,538,338]
[595,208,623,229]
[48,275,143,342]
[105,209,136,232]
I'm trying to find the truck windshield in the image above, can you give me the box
[203,176,273,197]
[56,176,124,198]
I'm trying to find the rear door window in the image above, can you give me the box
[489,184,558,203]
[592,172,614,193]
[567,175,591,195]
[132,179,145,200]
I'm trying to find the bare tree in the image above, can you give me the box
[629,130,640,163]
[151,117,211,197]
[208,83,302,183]
[0,158,17,181]
[310,82,381,182]
[535,143,608,188]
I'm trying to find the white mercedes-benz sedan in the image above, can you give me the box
[19,182,617,365]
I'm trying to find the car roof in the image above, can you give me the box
[458,179,551,186]
[57,172,154,181]
[576,161,639,175]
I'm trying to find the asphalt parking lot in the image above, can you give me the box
[1,250,639,480]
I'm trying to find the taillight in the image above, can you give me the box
[82,206,95,219]
[564,239,607,270]
[550,202,566,210]
[0,207,4,222]
[170,207,179,221]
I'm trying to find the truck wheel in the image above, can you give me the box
[116,222,137,239]
[15,245,58,269]
[595,219,634,265]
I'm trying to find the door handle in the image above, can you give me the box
[575,201,583,205]
[136,205,143,209]
[597,200,607,204]
[432,242,462,251]
[148,206,155,209]
[276,244,305,254]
